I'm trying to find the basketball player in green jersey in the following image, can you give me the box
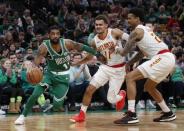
[14,25,101,125]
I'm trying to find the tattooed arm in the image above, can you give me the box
[127,50,144,66]
[65,39,97,55]
[65,39,95,66]
[34,43,47,66]
[116,28,144,56]
[66,39,107,65]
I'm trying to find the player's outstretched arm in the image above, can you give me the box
[72,54,94,66]
[112,28,129,41]
[116,28,144,57]
[65,39,98,55]
[66,39,98,66]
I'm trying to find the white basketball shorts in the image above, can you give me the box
[90,64,126,90]
[137,52,175,83]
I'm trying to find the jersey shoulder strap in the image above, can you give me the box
[43,39,55,59]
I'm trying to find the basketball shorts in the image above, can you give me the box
[90,64,126,90]
[137,52,175,83]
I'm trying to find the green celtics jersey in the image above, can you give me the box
[43,38,70,72]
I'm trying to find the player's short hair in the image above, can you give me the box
[48,25,60,33]
[95,15,109,24]
[129,8,144,22]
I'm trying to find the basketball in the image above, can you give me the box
[26,68,43,85]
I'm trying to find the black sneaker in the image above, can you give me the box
[153,111,176,122]
[114,111,139,124]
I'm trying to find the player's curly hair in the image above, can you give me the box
[129,8,145,22]
[48,25,60,33]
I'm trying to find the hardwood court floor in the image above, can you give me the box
[0,110,183,131]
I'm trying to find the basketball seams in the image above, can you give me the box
[26,68,43,85]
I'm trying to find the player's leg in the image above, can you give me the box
[14,85,45,125]
[114,68,144,124]
[48,74,70,111]
[144,79,176,122]
[143,53,176,122]
[114,53,176,124]
[51,84,69,111]
[107,67,126,111]
[14,72,51,125]
[70,66,109,122]
[69,84,98,123]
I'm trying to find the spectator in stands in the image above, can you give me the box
[156,5,171,24]
[35,33,43,46]
[146,8,157,23]
[9,52,20,70]
[179,8,184,30]
[4,31,14,46]
[25,25,35,43]
[18,9,31,31]
[30,37,39,53]
[171,63,184,107]
[74,18,89,43]
[15,49,24,63]
[18,32,28,49]
[2,48,9,58]
[68,53,91,111]
[9,44,16,53]
[0,58,23,113]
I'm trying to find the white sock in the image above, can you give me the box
[20,114,25,118]
[158,100,170,112]
[81,105,88,113]
[128,100,136,112]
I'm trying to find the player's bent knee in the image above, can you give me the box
[107,96,116,104]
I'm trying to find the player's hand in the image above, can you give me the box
[96,52,107,64]
[109,45,116,54]
[125,63,131,73]
[115,46,121,54]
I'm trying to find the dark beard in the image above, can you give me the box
[50,39,59,45]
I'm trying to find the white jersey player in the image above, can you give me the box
[114,8,176,125]
[94,28,125,66]
[70,14,129,123]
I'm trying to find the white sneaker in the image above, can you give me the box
[146,100,156,109]
[0,109,5,115]
[136,100,145,109]
[14,115,25,125]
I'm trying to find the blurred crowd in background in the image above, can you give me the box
[0,0,183,115]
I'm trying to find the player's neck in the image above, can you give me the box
[98,29,108,40]
[51,43,59,47]
[51,43,61,52]
[133,22,142,29]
